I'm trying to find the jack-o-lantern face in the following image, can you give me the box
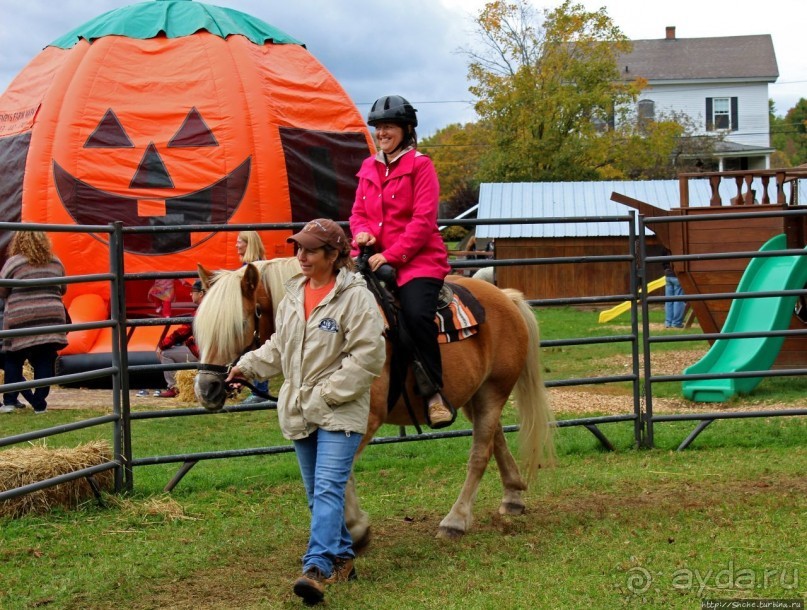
[53,107,249,255]
[0,14,374,289]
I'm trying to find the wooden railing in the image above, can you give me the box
[678,167,807,207]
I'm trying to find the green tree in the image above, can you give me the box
[465,0,642,182]
[420,122,487,218]
[464,0,704,182]
[770,98,807,167]
[603,110,720,179]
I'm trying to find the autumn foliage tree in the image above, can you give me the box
[420,122,488,218]
[464,0,698,182]
[464,1,639,181]
[770,98,807,167]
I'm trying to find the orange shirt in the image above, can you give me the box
[304,276,336,320]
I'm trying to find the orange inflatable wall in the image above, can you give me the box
[0,32,373,308]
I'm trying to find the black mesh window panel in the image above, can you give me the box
[0,131,30,266]
[279,127,370,223]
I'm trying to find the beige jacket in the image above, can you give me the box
[236,268,385,440]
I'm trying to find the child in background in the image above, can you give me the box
[148,279,175,318]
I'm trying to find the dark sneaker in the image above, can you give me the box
[325,557,357,584]
[428,400,453,429]
[293,567,326,605]
[158,388,178,398]
[33,408,48,415]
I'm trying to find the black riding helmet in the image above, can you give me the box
[367,95,418,127]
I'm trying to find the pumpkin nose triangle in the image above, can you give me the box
[130,142,174,189]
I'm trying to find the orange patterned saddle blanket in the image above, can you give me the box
[435,283,485,343]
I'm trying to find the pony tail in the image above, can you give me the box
[503,289,556,481]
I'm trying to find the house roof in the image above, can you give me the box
[475,179,805,239]
[617,34,778,83]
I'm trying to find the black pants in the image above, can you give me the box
[398,277,443,394]
[3,343,60,410]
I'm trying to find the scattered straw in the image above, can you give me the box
[103,494,197,524]
[0,440,114,519]
[139,496,196,521]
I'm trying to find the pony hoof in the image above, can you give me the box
[498,502,526,516]
[352,527,372,555]
[436,526,465,540]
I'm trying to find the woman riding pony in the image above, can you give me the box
[350,94,453,428]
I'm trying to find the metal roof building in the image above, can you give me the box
[476,179,805,239]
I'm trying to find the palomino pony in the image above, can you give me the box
[193,258,554,543]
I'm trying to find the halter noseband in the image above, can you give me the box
[196,362,232,376]
[195,299,273,400]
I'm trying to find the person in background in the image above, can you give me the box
[663,249,686,328]
[236,230,266,265]
[0,295,17,411]
[0,231,68,414]
[350,94,453,428]
[154,280,205,398]
[148,278,175,318]
[235,230,271,405]
[226,219,385,605]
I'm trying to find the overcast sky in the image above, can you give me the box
[1,0,804,137]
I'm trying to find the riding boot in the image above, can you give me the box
[427,393,454,429]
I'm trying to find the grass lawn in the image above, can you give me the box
[1,307,805,609]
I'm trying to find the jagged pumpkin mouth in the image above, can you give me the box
[52,157,250,255]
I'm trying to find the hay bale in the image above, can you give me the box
[0,440,114,518]
[173,369,251,403]
[175,369,197,402]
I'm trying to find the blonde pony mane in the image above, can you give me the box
[193,257,301,363]
[253,257,302,318]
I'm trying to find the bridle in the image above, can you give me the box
[195,296,275,400]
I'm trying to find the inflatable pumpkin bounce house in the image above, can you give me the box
[0,0,373,384]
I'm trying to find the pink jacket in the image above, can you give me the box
[350,149,450,286]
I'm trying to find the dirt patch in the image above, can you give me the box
[14,348,798,416]
[21,387,178,412]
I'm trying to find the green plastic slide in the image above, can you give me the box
[682,234,807,402]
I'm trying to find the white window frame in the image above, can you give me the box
[712,97,730,130]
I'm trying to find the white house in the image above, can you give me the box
[618,27,779,171]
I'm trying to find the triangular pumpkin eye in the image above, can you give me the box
[84,109,134,148]
[168,107,218,147]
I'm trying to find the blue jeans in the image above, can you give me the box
[665,276,685,327]
[293,428,362,576]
